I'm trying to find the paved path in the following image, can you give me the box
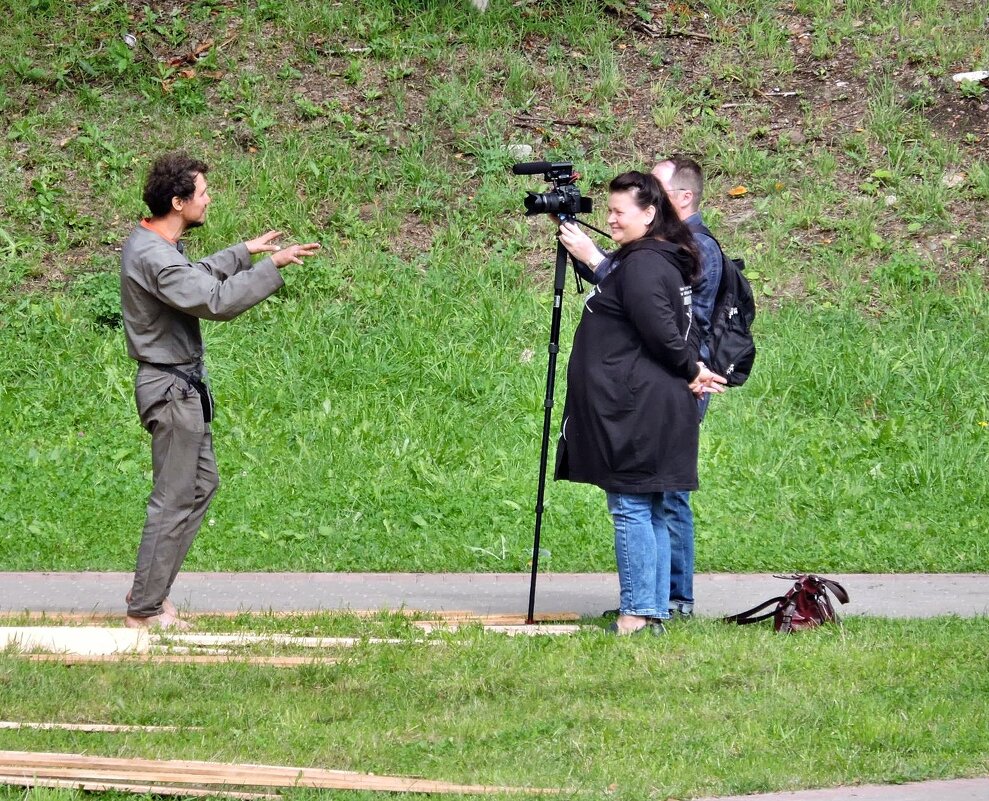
[3,571,988,800]
[690,777,989,801]
[1,571,987,618]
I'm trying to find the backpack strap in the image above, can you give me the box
[723,596,786,625]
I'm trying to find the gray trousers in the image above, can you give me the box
[128,364,219,618]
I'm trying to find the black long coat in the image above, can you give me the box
[555,238,701,494]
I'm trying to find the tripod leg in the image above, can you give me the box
[526,240,571,624]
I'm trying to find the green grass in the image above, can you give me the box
[1,616,989,800]
[1,0,988,573]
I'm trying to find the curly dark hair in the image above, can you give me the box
[142,151,209,218]
[609,170,699,284]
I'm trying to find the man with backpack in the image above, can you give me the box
[650,156,723,619]
[557,155,739,620]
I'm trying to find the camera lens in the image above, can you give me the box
[524,191,561,216]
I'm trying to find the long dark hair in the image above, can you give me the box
[609,170,700,284]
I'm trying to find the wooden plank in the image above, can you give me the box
[0,722,199,733]
[0,751,560,795]
[0,774,278,799]
[0,627,148,655]
[0,612,121,624]
[482,624,581,636]
[17,653,340,667]
[0,610,440,623]
[0,611,580,624]
[0,766,549,795]
[428,613,580,624]
[414,622,582,636]
[156,634,410,648]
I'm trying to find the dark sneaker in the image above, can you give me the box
[601,608,620,619]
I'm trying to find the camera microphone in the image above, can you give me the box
[511,161,558,175]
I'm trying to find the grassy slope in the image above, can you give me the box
[0,0,987,573]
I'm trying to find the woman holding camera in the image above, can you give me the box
[556,171,725,635]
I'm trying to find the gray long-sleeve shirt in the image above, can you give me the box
[120,222,284,364]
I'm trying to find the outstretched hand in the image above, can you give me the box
[271,241,321,268]
[246,231,284,255]
[246,231,322,268]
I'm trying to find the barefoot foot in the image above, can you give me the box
[124,612,191,631]
[126,592,177,617]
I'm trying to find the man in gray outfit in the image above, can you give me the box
[120,151,320,629]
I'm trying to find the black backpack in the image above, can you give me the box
[689,222,756,387]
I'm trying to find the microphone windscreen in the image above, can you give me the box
[511,161,554,175]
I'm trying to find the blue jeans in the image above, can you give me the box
[664,491,694,614]
[606,492,673,620]
[661,393,708,615]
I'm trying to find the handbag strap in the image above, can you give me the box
[818,577,850,605]
[778,598,797,633]
[723,596,786,625]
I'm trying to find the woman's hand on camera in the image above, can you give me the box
[689,363,728,397]
[558,222,602,266]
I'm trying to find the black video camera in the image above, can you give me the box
[512,161,592,221]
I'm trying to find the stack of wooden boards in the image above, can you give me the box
[0,612,582,665]
[0,612,579,796]
[0,751,561,796]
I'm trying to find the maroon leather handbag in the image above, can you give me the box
[724,574,850,633]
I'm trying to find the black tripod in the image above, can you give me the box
[525,217,611,625]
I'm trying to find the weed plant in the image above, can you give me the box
[0,0,988,573]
